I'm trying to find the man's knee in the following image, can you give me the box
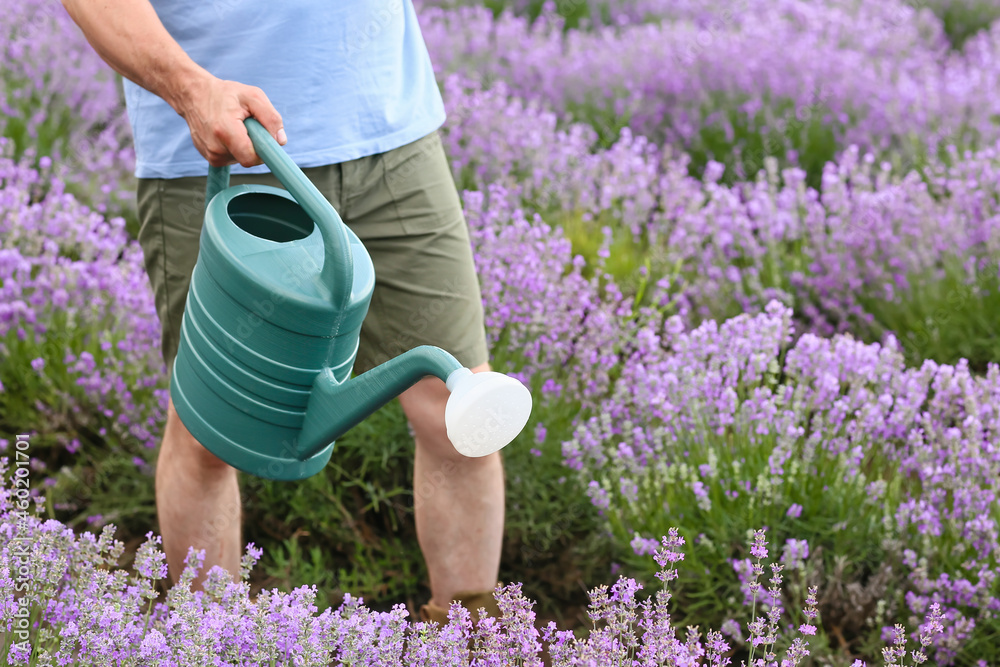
[161,402,236,474]
[399,362,492,453]
[412,450,503,510]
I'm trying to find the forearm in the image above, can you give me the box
[60,0,210,116]
[61,0,285,167]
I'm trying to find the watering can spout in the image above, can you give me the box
[297,346,532,460]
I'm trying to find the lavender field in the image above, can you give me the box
[2,0,1000,664]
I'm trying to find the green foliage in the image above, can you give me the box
[241,401,420,611]
[931,0,1000,49]
[563,91,846,189]
[564,89,989,194]
[1,66,138,233]
[597,414,909,663]
[480,0,609,30]
[858,257,1000,372]
[684,95,840,190]
[0,311,159,537]
[493,342,614,616]
[1,83,74,166]
[556,209,649,283]
[563,98,634,151]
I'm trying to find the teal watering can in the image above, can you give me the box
[169,118,532,481]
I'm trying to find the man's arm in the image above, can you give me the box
[61,0,286,167]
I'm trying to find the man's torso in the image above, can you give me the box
[124,0,446,178]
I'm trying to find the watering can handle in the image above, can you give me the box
[204,118,354,310]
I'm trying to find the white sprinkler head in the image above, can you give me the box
[444,368,532,457]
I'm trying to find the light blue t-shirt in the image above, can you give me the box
[123,0,446,178]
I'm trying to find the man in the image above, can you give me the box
[61,0,503,623]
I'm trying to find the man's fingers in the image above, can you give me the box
[183,79,282,166]
[242,86,286,145]
[206,153,232,168]
[214,120,260,168]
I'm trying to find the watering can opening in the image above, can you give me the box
[227,191,314,243]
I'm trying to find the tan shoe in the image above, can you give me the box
[420,588,552,665]
[419,588,501,626]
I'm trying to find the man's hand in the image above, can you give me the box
[61,0,287,167]
[176,74,287,168]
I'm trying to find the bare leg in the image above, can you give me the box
[155,398,242,588]
[399,363,505,608]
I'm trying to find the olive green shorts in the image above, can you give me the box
[136,131,488,378]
